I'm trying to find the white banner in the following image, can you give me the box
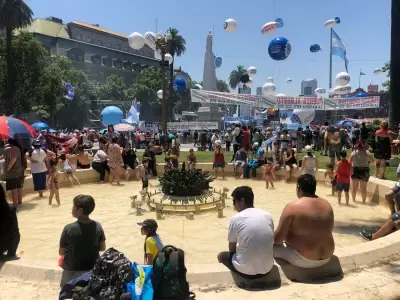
[276,97,324,110]
[324,96,380,110]
[167,121,218,131]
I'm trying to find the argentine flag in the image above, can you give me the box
[331,30,349,72]
[123,102,140,124]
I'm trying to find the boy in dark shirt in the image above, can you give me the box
[59,195,106,271]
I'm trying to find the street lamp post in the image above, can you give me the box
[155,32,172,132]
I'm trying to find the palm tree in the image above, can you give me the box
[0,0,33,114]
[166,27,186,120]
[228,65,246,90]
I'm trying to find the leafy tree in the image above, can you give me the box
[0,0,33,114]
[33,56,89,127]
[98,74,134,115]
[216,79,230,93]
[0,32,47,114]
[131,66,170,120]
[382,62,390,92]
[228,65,246,90]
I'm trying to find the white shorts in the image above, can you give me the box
[274,243,330,269]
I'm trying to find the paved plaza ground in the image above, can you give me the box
[15,177,389,265]
[1,260,399,299]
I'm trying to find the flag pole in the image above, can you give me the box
[359,68,361,88]
[329,28,333,89]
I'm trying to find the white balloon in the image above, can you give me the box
[262,82,276,96]
[335,72,350,86]
[128,32,145,50]
[292,109,315,125]
[194,84,203,90]
[332,85,351,95]
[373,68,383,75]
[143,32,157,50]
[224,18,237,33]
[261,21,277,35]
[267,77,274,83]
[324,19,336,28]
[247,66,257,76]
[315,88,325,94]
[157,89,163,99]
[287,78,292,84]
[165,53,173,64]
[276,93,286,97]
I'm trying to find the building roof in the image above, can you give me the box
[71,21,128,39]
[23,18,70,39]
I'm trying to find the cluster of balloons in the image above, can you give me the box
[331,72,351,95]
[324,17,341,28]
[261,18,284,35]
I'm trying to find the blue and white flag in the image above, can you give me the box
[63,82,75,100]
[123,102,140,124]
[331,30,349,72]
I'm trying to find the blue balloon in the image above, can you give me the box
[101,106,123,126]
[268,37,291,61]
[335,17,341,24]
[275,18,284,28]
[310,44,321,53]
[215,56,222,68]
[355,92,367,98]
[173,77,186,93]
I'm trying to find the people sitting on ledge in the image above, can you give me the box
[274,174,335,269]
[217,186,275,279]
[360,211,400,241]
[58,195,106,271]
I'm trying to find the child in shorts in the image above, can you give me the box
[336,150,351,205]
[325,163,336,195]
[262,157,275,189]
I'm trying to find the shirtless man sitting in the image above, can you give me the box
[274,174,335,268]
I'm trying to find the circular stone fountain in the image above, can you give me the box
[132,167,229,219]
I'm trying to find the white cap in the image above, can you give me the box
[305,145,313,152]
[215,140,222,146]
[253,142,259,147]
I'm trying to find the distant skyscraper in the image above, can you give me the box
[301,78,318,96]
[238,85,252,117]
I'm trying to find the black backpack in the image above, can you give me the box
[152,245,196,300]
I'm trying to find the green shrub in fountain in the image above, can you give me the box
[159,167,214,198]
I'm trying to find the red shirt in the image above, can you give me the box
[336,159,351,184]
[242,130,250,146]
[375,129,392,135]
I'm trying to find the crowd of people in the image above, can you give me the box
[1,120,400,291]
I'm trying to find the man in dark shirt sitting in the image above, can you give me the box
[59,195,106,271]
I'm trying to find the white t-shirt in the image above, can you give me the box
[30,148,47,174]
[228,208,274,275]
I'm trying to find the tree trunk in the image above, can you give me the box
[390,0,400,127]
[5,27,15,115]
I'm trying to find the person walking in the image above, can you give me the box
[4,138,25,206]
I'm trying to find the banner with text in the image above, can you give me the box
[167,121,219,131]
[191,89,380,110]
[190,89,275,108]
[324,96,380,110]
[276,97,324,110]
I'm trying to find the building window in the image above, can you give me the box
[123,61,132,70]
[76,34,82,40]
[97,40,103,46]
[116,44,121,50]
[87,36,92,43]
[66,48,85,61]
[102,57,112,67]
[91,55,101,64]
[113,59,122,68]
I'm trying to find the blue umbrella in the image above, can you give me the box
[31,121,49,131]
[355,92,368,98]
[336,120,355,127]
[99,129,107,134]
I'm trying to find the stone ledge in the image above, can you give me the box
[1,230,400,286]
[8,163,394,205]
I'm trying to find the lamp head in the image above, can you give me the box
[166,31,172,41]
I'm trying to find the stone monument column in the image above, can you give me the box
[197,31,223,122]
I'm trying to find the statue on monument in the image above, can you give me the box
[206,30,213,52]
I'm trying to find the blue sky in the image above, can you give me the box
[27,0,391,96]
